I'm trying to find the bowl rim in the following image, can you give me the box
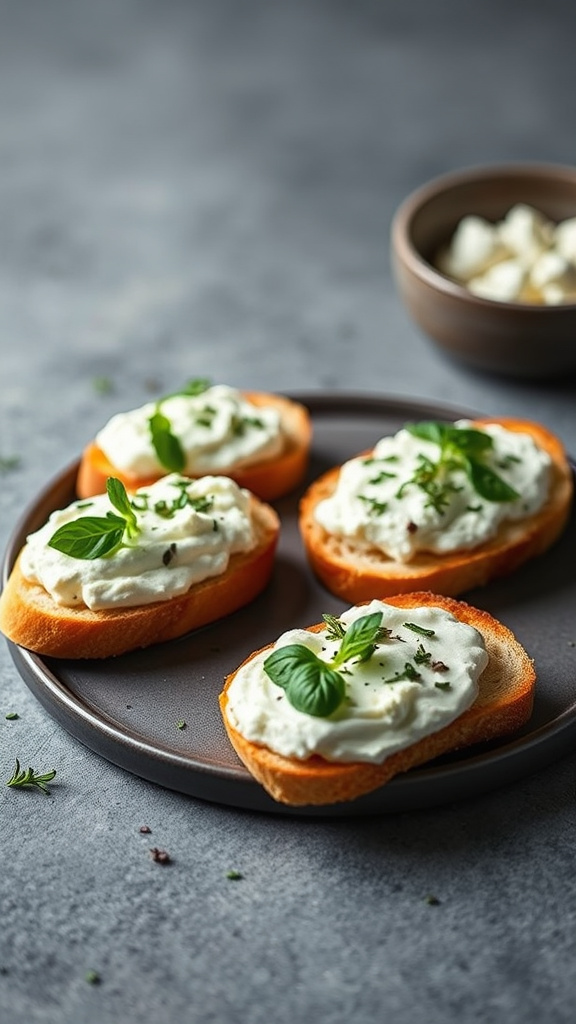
[391,161,576,312]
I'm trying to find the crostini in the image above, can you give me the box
[0,474,280,659]
[299,417,573,601]
[77,381,312,502]
[219,593,536,807]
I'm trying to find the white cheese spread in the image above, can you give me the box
[95,384,284,476]
[224,600,488,763]
[20,474,256,610]
[313,422,551,562]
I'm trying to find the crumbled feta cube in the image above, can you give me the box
[497,204,554,264]
[554,217,576,266]
[436,203,576,305]
[529,250,576,292]
[440,215,505,281]
[468,259,526,302]
[541,283,566,305]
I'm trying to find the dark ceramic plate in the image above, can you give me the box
[3,393,576,816]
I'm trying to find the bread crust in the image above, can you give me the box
[219,592,536,806]
[298,418,573,602]
[76,391,312,502]
[0,497,280,659]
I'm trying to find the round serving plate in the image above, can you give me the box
[3,393,576,816]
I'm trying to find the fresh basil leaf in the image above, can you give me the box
[445,427,493,456]
[180,377,211,397]
[161,377,212,402]
[263,644,318,690]
[106,477,138,534]
[405,421,451,447]
[263,644,345,717]
[48,515,126,559]
[465,458,520,502]
[149,410,186,472]
[286,662,345,717]
[333,612,384,666]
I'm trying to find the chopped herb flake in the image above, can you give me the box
[403,622,436,638]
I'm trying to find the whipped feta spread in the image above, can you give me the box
[314,422,551,562]
[95,385,284,476]
[20,475,256,610]
[224,600,488,763]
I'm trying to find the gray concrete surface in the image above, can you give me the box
[1,1,576,1022]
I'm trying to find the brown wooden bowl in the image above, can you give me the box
[391,163,576,378]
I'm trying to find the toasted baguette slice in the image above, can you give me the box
[299,418,573,602]
[219,593,536,806]
[0,497,279,659]
[77,391,312,502]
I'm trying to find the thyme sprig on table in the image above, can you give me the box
[7,759,56,794]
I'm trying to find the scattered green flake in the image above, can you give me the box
[85,969,101,985]
[226,869,243,880]
[5,712,19,720]
[92,376,114,395]
[176,720,186,730]
[424,894,441,906]
[0,455,20,473]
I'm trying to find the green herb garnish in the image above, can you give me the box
[106,477,138,537]
[402,421,520,508]
[263,644,346,717]
[92,375,113,395]
[148,378,212,470]
[382,662,422,685]
[0,455,20,473]
[149,409,186,472]
[7,759,56,793]
[358,496,388,516]
[231,414,265,437]
[403,621,436,638]
[413,644,432,666]
[368,470,397,485]
[154,493,213,518]
[322,613,346,642]
[48,478,140,560]
[264,612,388,718]
[161,377,211,401]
